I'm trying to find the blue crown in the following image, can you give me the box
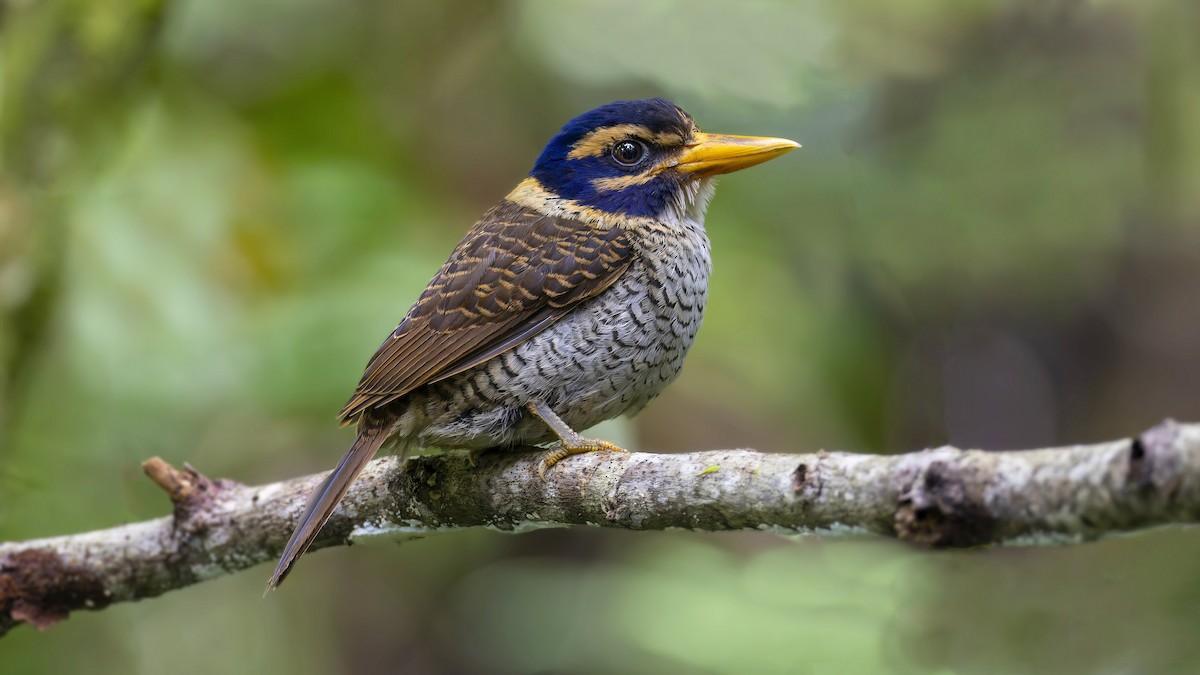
[530,99,696,218]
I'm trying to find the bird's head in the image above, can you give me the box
[528,98,799,221]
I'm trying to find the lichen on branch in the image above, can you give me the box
[2,419,1198,637]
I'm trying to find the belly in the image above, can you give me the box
[414,252,709,449]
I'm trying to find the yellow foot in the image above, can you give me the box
[536,437,627,480]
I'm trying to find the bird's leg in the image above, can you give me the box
[526,400,627,479]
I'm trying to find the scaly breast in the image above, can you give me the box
[416,218,712,448]
[515,216,712,432]
[612,218,712,412]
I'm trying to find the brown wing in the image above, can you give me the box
[338,200,634,422]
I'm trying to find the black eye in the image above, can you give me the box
[611,140,647,166]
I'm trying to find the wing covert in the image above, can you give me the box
[338,202,633,422]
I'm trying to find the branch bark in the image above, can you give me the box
[2,419,1199,636]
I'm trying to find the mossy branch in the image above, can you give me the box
[2,419,1199,636]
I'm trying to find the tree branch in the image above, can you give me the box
[2,419,1199,636]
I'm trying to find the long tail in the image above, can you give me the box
[266,421,393,592]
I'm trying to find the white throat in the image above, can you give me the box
[658,177,717,228]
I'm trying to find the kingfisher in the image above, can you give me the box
[267,98,798,589]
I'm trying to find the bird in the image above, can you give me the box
[266,98,798,590]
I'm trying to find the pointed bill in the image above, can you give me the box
[672,133,800,176]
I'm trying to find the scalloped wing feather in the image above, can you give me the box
[338,201,633,422]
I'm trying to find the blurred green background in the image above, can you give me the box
[3,0,1199,672]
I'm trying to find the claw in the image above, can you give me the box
[524,400,628,480]
[536,438,627,480]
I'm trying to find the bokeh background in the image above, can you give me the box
[3,0,1199,672]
